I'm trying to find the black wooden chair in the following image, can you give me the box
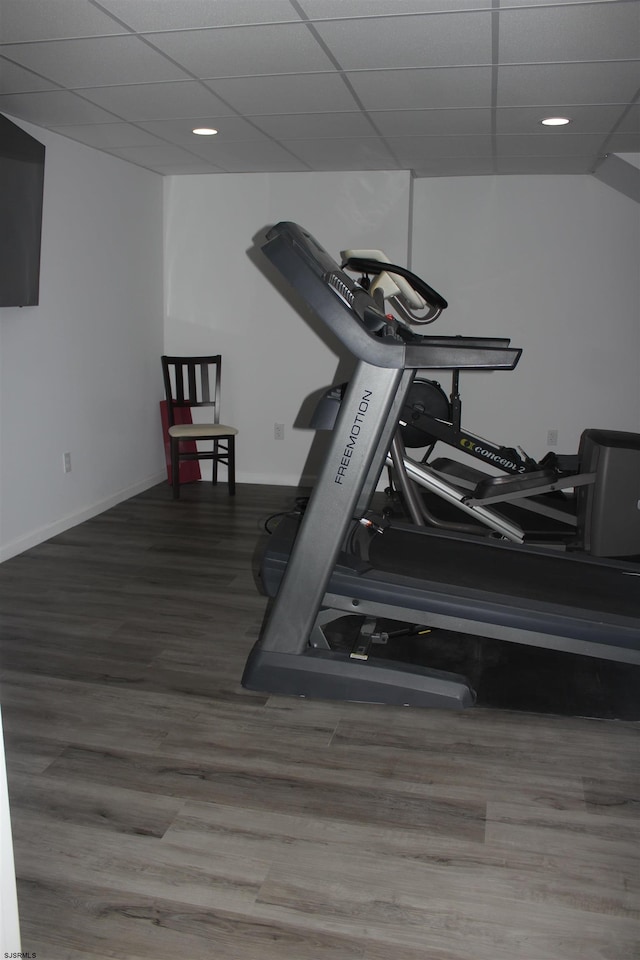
[161,355,237,500]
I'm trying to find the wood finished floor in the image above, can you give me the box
[0,481,638,960]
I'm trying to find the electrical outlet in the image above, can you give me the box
[547,429,558,447]
[274,423,285,441]
[63,451,72,473]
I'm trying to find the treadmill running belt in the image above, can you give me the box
[368,525,640,619]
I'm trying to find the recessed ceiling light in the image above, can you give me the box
[540,117,571,127]
[192,127,218,136]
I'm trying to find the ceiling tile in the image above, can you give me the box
[413,156,495,177]
[0,90,119,125]
[153,161,224,174]
[389,135,494,161]
[497,61,640,107]
[98,0,300,31]
[496,156,596,175]
[0,57,60,94]
[46,122,167,149]
[314,11,493,70]
[279,137,398,169]
[495,134,606,157]
[0,0,129,42]
[145,23,335,78]
[369,108,492,137]
[612,103,640,134]
[499,2,640,63]
[189,139,310,172]
[250,111,378,139]
[138,116,268,143]
[205,73,361,115]
[80,81,232,121]
[499,0,622,6]
[106,142,207,167]
[298,0,491,16]
[156,163,225,175]
[1,36,190,88]
[347,68,493,110]
[495,104,634,135]
[604,131,640,153]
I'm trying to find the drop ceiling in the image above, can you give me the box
[0,0,638,178]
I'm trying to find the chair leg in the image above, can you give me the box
[228,436,236,496]
[212,439,219,487]
[170,438,181,499]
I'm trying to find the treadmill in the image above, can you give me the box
[242,222,640,709]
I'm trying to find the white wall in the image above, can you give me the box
[411,175,640,463]
[164,170,412,485]
[2,156,638,556]
[0,120,165,561]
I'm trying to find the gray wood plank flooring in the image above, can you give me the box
[0,481,638,960]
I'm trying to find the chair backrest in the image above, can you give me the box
[161,355,222,425]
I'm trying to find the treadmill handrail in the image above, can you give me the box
[341,255,448,311]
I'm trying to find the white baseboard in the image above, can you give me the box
[0,472,166,563]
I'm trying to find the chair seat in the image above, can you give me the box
[168,423,238,439]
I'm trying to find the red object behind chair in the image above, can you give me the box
[159,400,201,484]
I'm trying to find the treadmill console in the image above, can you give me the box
[263,221,397,340]
[260,222,522,373]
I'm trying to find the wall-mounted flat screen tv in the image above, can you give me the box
[0,114,46,307]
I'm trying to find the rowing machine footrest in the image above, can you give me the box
[429,458,488,486]
[472,468,558,501]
